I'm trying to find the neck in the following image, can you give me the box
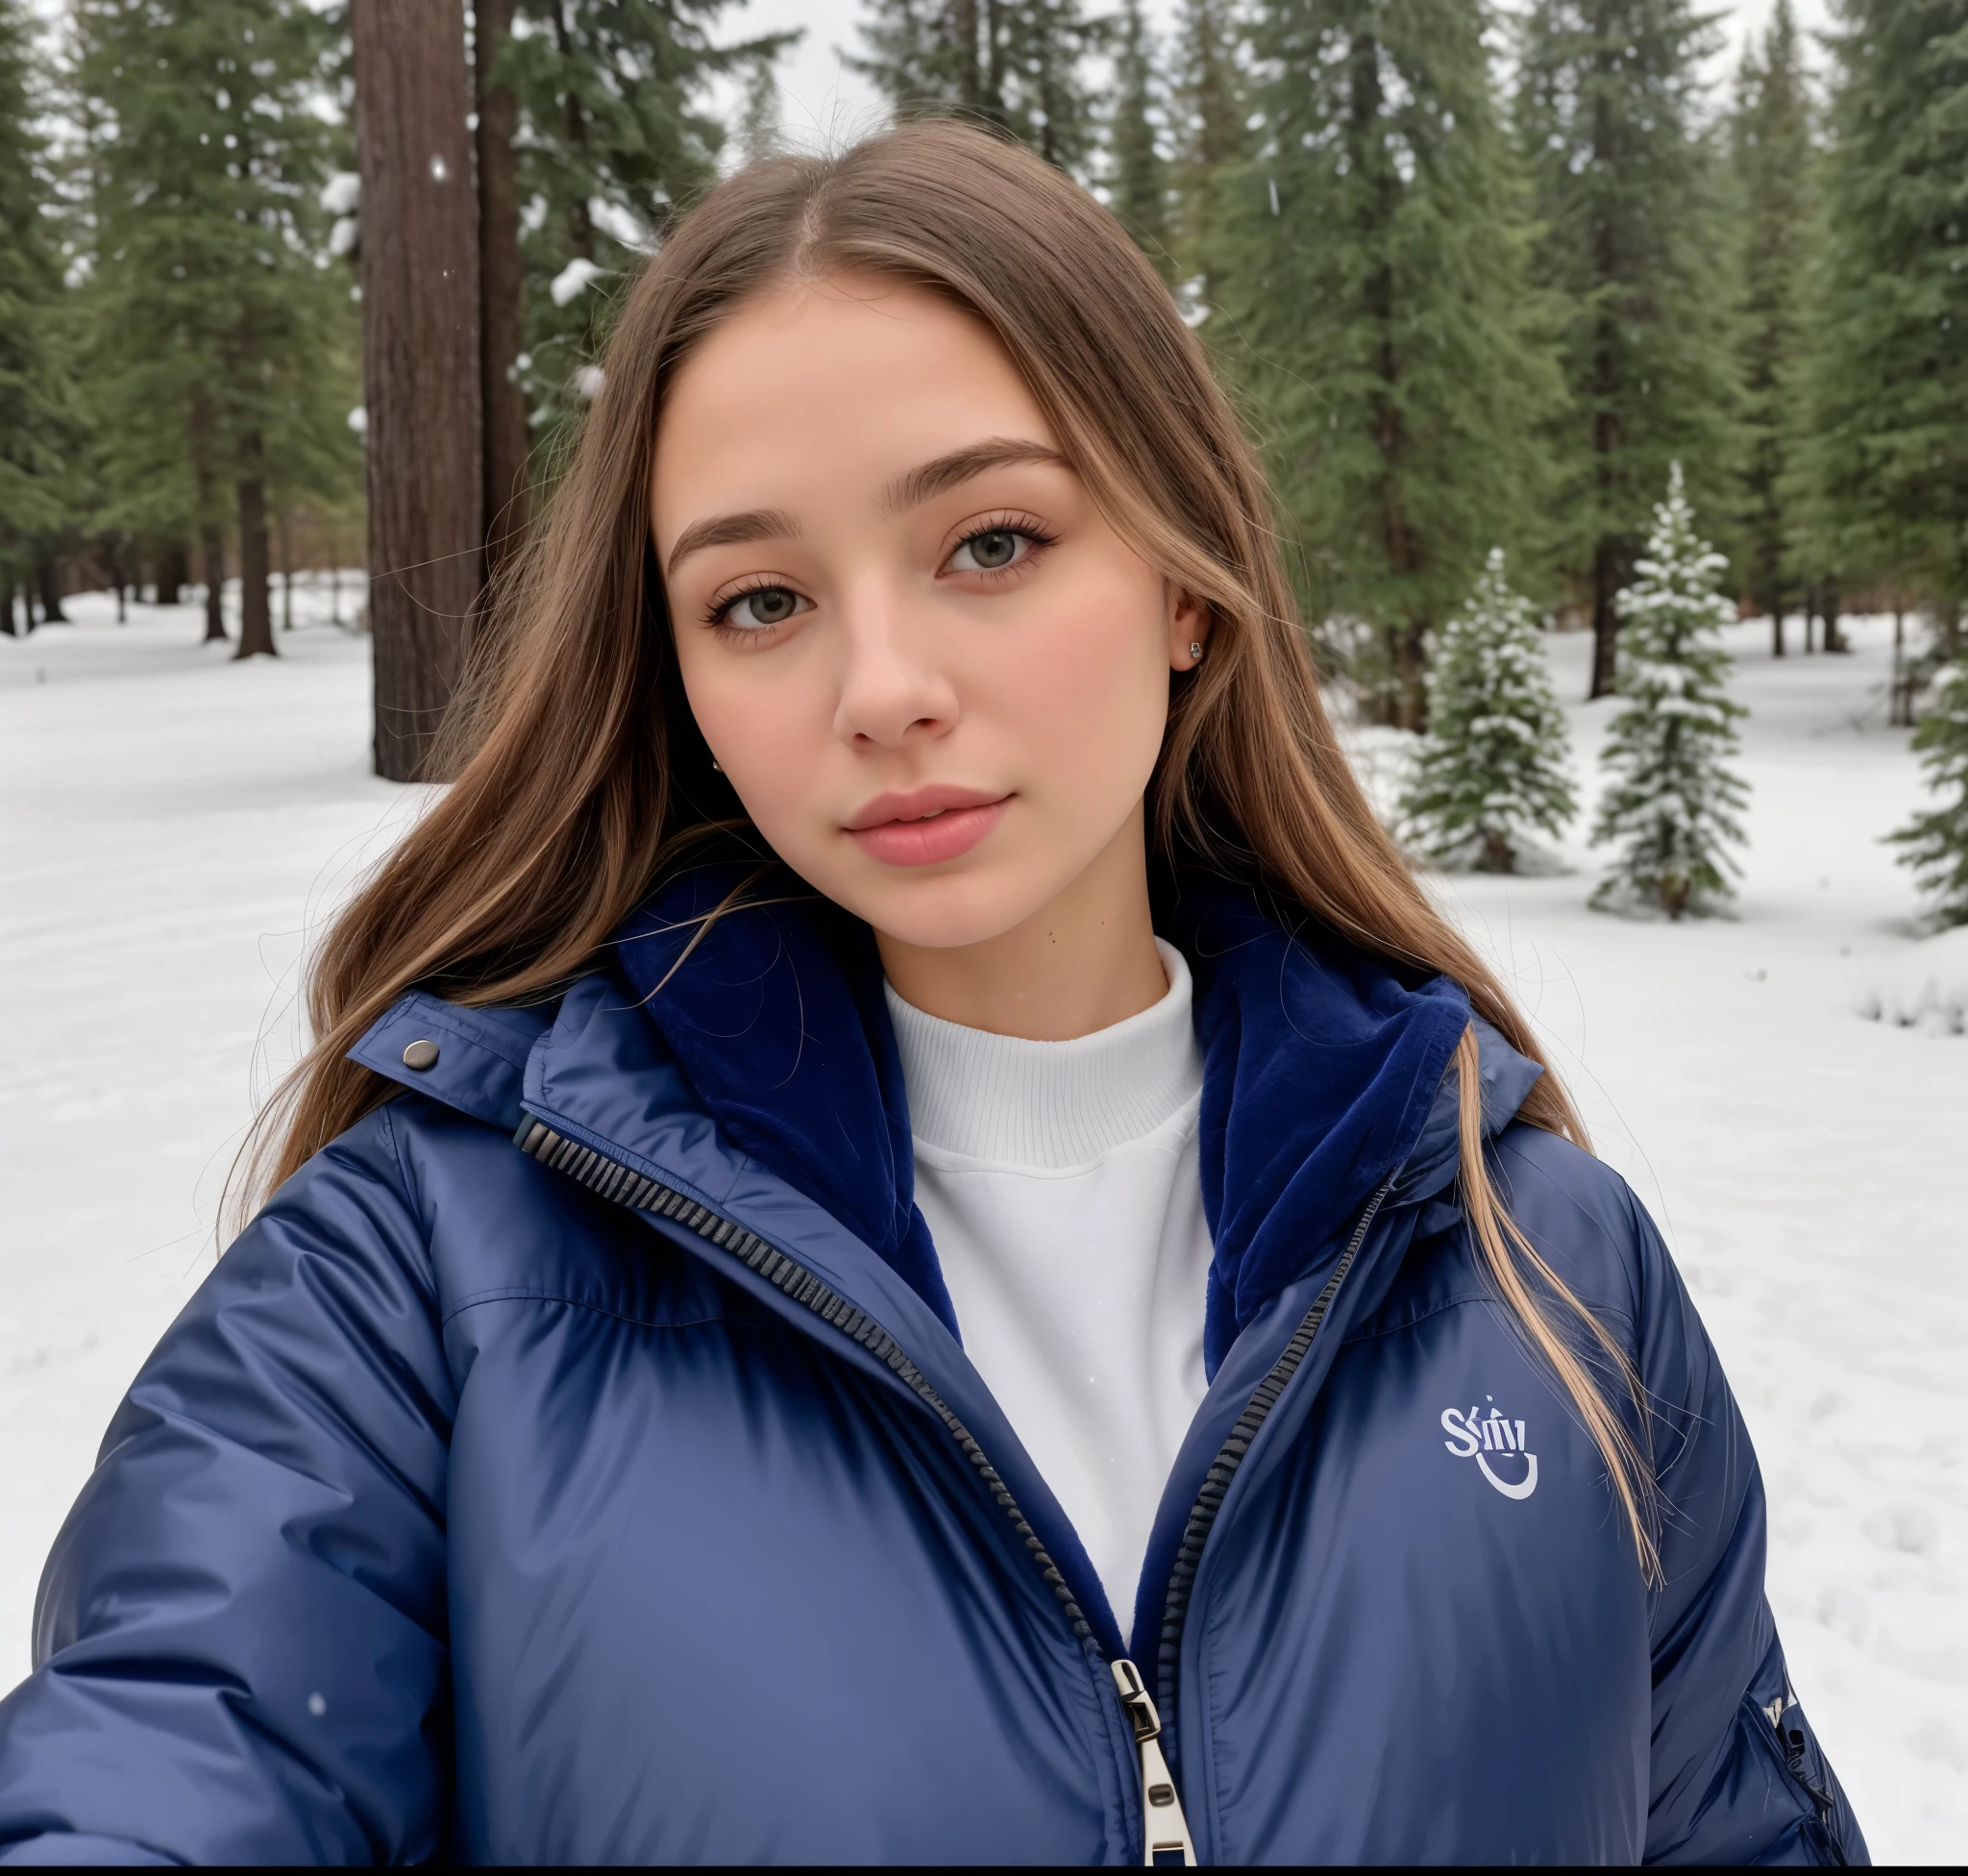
[874,806,1167,1041]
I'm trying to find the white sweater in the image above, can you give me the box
[885,942,1211,1638]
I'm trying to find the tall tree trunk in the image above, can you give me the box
[279,509,295,629]
[109,538,128,622]
[1891,607,1912,728]
[1824,580,1847,653]
[200,524,228,640]
[1772,599,1786,656]
[475,0,529,583]
[354,0,485,782]
[188,394,228,641]
[2,584,18,635]
[1589,537,1620,699]
[158,540,189,605]
[234,443,277,659]
[36,555,67,623]
[1391,618,1429,733]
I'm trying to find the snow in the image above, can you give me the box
[548,255,604,307]
[2,597,1963,1859]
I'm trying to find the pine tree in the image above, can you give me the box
[1208,0,1562,728]
[1168,0,1247,295]
[1516,0,1739,700]
[1889,654,1968,926]
[1590,464,1749,919]
[1730,0,1817,655]
[499,1,790,457]
[72,0,356,657]
[848,0,998,124]
[1108,0,1170,274]
[1795,0,1968,640]
[1400,549,1577,872]
[849,2,1103,174]
[0,0,67,631]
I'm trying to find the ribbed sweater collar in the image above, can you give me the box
[884,941,1202,1170]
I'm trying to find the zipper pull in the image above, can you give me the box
[1110,1659,1197,1866]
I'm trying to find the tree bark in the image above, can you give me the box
[234,442,277,659]
[354,0,484,781]
[1824,580,1848,653]
[2,584,18,635]
[475,0,529,582]
[1589,536,1620,698]
[1772,601,1785,657]
[199,525,228,640]
[157,540,189,605]
[278,508,295,629]
[188,394,229,641]
[35,555,67,623]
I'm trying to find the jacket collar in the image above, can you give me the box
[350,865,1538,1374]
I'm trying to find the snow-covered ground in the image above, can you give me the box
[2,594,1962,1858]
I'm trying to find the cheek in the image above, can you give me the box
[675,639,831,832]
[981,571,1170,806]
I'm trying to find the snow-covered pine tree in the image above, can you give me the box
[1888,653,1968,926]
[1400,549,1576,872]
[1589,464,1749,919]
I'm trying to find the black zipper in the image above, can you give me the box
[514,1114,1096,1642]
[515,1111,1386,1864]
[1153,1180,1391,1725]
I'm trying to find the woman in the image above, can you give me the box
[0,127,1863,1865]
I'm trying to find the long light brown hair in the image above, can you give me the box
[254,123,1657,1578]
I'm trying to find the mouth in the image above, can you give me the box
[846,786,1011,868]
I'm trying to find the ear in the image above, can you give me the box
[1167,586,1210,672]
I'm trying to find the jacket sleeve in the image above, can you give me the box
[0,1105,455,1865]
[1631,1187,1868,1865]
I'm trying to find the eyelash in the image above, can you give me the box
[703,576,813,639]
[699,513,1060,634]
[949,512,1058,577]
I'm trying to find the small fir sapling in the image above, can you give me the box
[1399,549,1576,872]
[1589,463,1750,919]
[1889,648,1968,926]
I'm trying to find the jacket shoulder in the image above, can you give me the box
[1486,1123,1662,1332]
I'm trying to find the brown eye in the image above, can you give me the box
[725,586,803,629]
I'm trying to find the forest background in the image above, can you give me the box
[1,0,1966,900]
[4,9,1967,1847]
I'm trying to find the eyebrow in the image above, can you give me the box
[882,437,1069,514]
[662,438,1068,578]
[665,507,800,577]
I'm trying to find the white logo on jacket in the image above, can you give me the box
[1441,1396,1538,1499]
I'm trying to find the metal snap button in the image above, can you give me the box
[402,1039,440,1071]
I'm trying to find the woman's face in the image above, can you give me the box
[652,272,1201,954]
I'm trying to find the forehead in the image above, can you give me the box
[651,273,1055,539]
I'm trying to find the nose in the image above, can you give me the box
[831,582,959,752]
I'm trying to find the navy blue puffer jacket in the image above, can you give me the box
[0,875,1866,1864]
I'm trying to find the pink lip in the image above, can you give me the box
[846,786,1010,868]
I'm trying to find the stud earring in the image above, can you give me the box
[1189,641,1204,663]
[711,759,723,773]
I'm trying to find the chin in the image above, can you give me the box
[837,865,1052,951]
